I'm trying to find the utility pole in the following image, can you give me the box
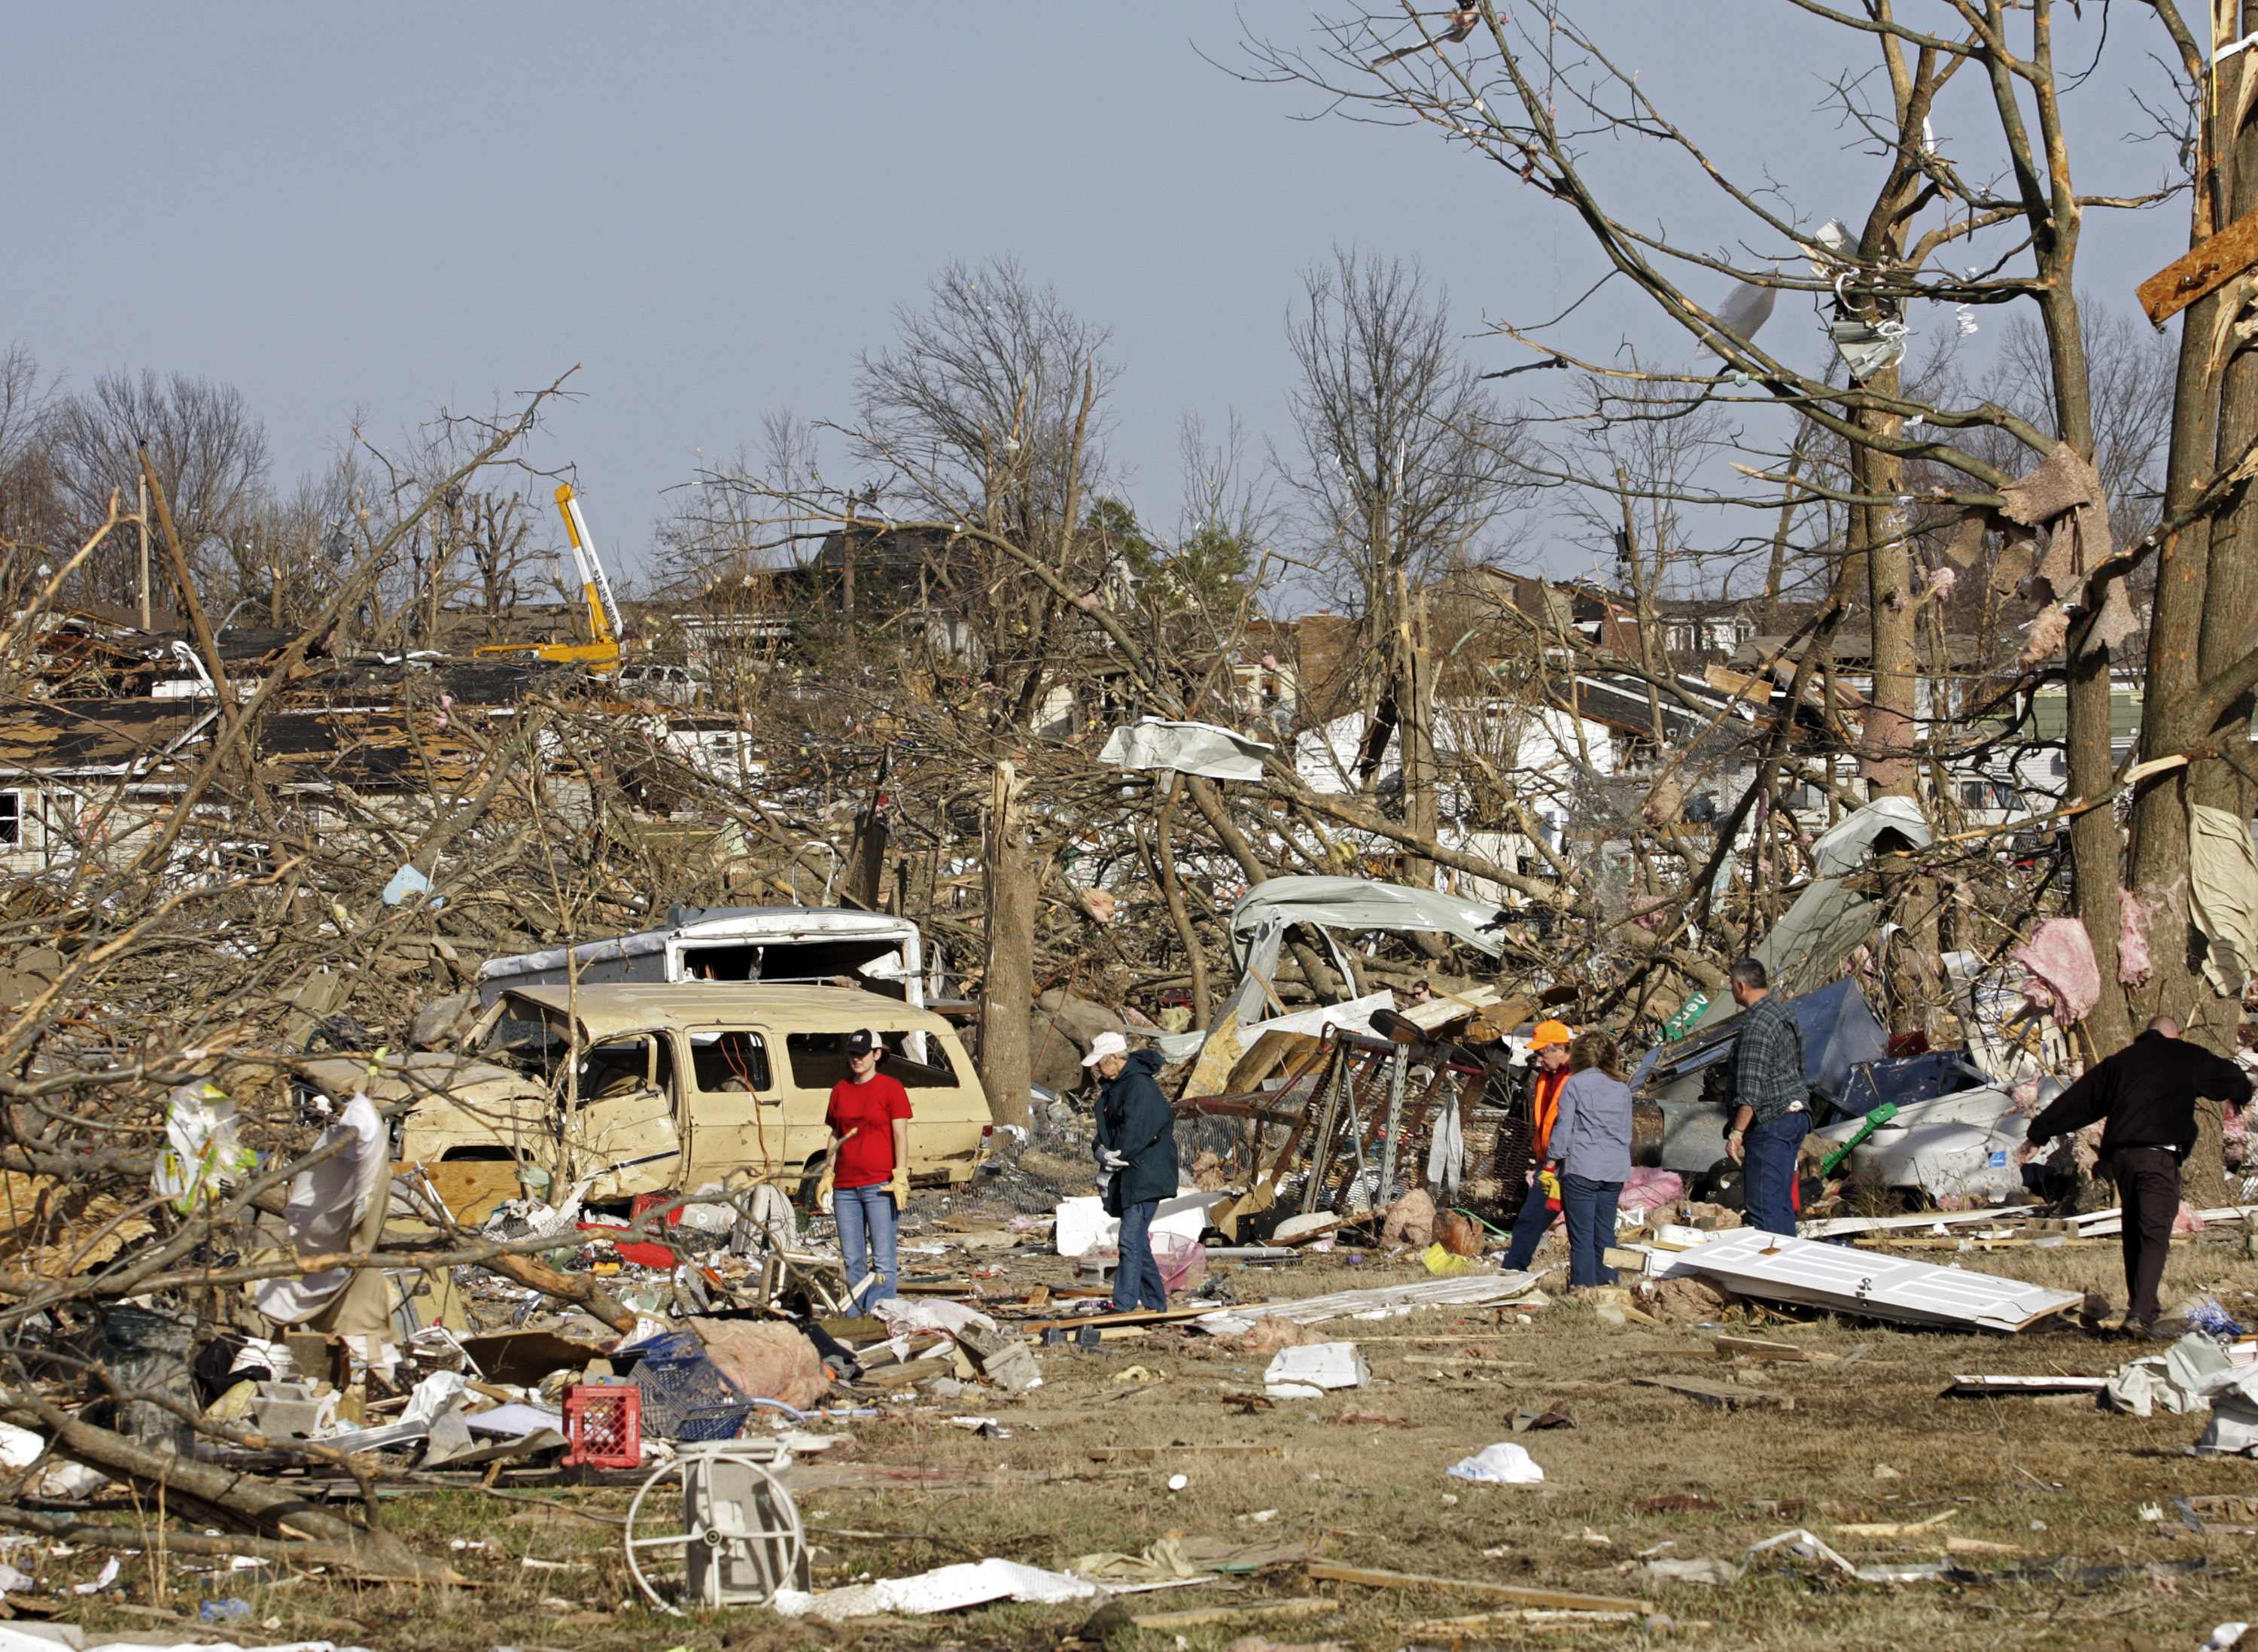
[136,473,151,631]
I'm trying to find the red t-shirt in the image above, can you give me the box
[826,1073,911,1188]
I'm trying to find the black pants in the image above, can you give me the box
[2110,1147,2181,1325]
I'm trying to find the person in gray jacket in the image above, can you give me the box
[1544,1030,1634,1288]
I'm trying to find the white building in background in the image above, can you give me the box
[1290,698,1618,901]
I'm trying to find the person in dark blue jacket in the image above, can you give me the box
[1088,1030,1179,1313]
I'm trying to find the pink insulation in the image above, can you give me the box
[1619,1167,1686,1221]
[2013,917,2101,1024]
[2118,888,2154,987]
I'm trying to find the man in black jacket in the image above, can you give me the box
[2022,1017,2253,1334]
[1088,1030,1180,1313]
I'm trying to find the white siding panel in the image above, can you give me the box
[1678,1230,2082,1333]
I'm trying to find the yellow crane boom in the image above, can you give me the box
[474,482,626,670]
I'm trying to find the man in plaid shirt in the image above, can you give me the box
[1723,958,1809,1235]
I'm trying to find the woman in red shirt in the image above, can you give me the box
[818,1029,912,1306]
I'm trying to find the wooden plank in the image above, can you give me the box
[1304,1562,1648,1614]
[1409,1610,1649,1634]
[1714,1335,1835,1364]
[1014,1305,1216,1334]
[1130,1597,1335,1631]
[422,1158,526,1226]
[2139,206,2258,325]
[1941,1374,2108,1398]
[1631,1374,1794,1412]
[1225,1030,1320,1096]
[1090,1442,1284,1460]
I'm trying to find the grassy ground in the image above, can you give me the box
[45,1227,2258,1652]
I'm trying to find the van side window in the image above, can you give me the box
[578,1034,668,1100]
[787,1031,958,1091]
[690,1030,771,1094]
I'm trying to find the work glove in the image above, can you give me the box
[1099,1148,1128,1172]
[814,1165,835,1214]
[1535,1167,1561,1203]
[888,1167,909,1207]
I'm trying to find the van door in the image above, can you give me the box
[680,1027,794,1184]
[569,1033,683,1201]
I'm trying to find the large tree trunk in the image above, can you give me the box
[20,1398,458,1583]
[1850,403,1918,804]
[978,758,1036,1130]
[1393,569,1437,891]
[2132,5,2258,1200]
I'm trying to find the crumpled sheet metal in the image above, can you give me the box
[1165,876,1509,1064]
[2190,802,2258,997]
[1226,877,1507,969]
[1809,795,1931,878]
[1098,716,1275,784]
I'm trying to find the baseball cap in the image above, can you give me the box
[1082,1030,1129,1068]
[1529,1019,1574,1051]
[845,1029,877,1057]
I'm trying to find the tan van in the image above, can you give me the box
[306,982,995,1216]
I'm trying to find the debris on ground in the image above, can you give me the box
[1445,1442,1544,1485]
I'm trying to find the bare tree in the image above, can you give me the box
[856,257,1118,537]
[1231,0,2254,1080]
[47,370,269,613]
[0,344,61,586]
[1277,245,1520,875]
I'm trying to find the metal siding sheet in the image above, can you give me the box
[1678,1230,2081,1333]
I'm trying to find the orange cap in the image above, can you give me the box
[1529,1019,1574,1050]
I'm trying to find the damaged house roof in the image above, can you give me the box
[0,699,218,776]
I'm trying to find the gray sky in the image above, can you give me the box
[4,3,2193,599]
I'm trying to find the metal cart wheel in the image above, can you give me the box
[623,1445,808,1616]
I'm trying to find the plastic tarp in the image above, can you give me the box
[1686,800,1928,1036]
[1098,717,1275,784]
[1639,978,1888,1106]
[1833,1051,1992,1118]
[775,1559,1101,1620]
[1693,880,1876,1031]
[2192,802,2258,997]
[1809,795,1931,877]
[252,1092,390,1328]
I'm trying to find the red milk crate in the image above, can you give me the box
[630,1192,684,1228]
[562,1384,641,1470]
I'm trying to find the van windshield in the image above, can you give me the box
[786,1031,957,1093]
[478,1005,571,1077]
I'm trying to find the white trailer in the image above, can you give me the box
[476,905,930,1010]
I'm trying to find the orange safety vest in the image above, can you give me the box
[1529,1066,1569,1161]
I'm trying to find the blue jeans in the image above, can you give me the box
[1112,1199,1167,1313]
[1500,1174,1557,1272]
[1744,1110,1810,1237]
[1563,1174,1621,1288]
[835,1184,899,1307]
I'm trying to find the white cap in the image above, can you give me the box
[1082,1030,1129,1068]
